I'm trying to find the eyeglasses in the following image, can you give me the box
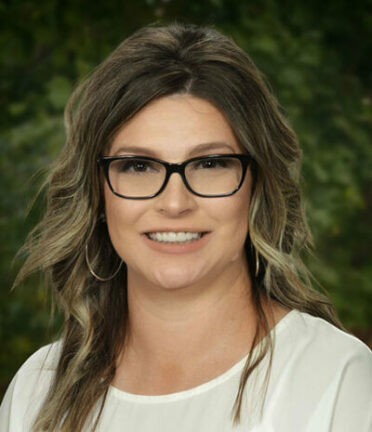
[98,153,253,199]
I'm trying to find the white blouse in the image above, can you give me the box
[1,309,371,431]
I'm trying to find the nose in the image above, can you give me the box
[153,172,197,216]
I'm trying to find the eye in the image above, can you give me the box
[114,159,160,174]
[128,161,148,172]
[193,158,230,169]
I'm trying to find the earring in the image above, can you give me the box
[85,216,122,281]
[255,250,260,278]
[85,245,123,281]
[250,240,260,278]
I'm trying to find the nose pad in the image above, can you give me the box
[154,172,196,215]
[160,172,191,197]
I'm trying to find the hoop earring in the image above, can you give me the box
[85,244,123,281]
[250,241,260,278]
[85,215,122,282]
[255,250,260,278]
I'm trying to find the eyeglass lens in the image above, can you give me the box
[108,157,243,197]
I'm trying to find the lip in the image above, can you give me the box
[142,228,211,234]
[142,231,212,254]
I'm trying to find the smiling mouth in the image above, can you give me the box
[144,232,209,243]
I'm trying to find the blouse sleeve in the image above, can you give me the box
[0,374,18,431]
[330,343,372,431]
[0,343,60,432]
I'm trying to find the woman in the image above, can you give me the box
[1,22,371,432]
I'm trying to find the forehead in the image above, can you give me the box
[108,94,244,159]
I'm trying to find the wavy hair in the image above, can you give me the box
[13,22,344,431]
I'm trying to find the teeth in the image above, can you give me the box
[148,232,203,243]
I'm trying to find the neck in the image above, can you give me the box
[121,255,257,369]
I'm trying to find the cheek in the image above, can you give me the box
[103,186,139,248]
[225,188,251,262]
[222,175,251,228]
[210,186,251,246]
[104,184,120,227]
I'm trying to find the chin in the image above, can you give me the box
[151,267,205,291]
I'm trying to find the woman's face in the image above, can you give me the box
[103,94,252,290]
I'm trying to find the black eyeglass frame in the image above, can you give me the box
[97,153,253,199]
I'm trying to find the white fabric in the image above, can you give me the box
[1,309,371,431]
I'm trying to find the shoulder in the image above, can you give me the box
[10,339,62,396]
[10,340,62,392]
[16,340,62,373]
[277,310,372,399]
[273,309,372,388]
[287,310,372,361]
[0,341,62,431]
[268,311,372,430]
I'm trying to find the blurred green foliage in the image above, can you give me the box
[1,0,371,397]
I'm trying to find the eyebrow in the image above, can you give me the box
[112,142,237,158]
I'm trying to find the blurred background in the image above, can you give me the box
[1,0,371,398]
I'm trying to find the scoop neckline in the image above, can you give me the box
[109,308,298,404]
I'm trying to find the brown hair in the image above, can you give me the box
[14,22,344,431]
